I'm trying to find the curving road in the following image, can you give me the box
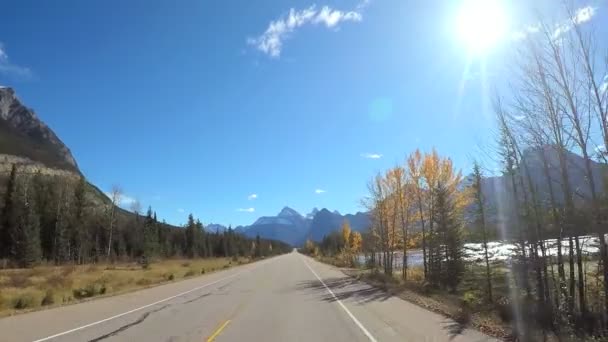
[0,252,496,342]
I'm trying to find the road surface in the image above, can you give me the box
[0,252,496,342]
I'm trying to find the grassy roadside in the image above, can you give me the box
[315,256,513,340]
[0,257,251,317]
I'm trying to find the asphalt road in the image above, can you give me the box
[0,252,497,342]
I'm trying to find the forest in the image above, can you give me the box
[0,168,291,268]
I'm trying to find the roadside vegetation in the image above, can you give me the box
[0,157,291,316]
[0,257,249,317]
[303,4,608,340]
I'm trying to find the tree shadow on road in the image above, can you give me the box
[443,319,466,340]
[296,277,392,304]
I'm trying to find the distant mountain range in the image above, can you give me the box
[466,146,607,228]
[206,207,371,246]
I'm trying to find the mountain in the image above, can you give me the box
[306,207,319,219]
[0,87,79,172]
[219,206,371,246]
[308,209,370,241]
[242,206,311,246]
[469,145,607,231]
[0,87,182,232]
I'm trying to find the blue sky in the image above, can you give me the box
[0,0,605,226]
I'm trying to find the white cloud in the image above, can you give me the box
[237,208,255,212]
[315,189,326,194]
[512,115,526,121]
[553,6,597,39]
[573,6,595,24]
[247,3,365,58]
[510,24,540,41]
[248,193,258,200]
[360,152,382,159]
[511,6,596,42]
[177,208,185,213]
[0,43,32,78]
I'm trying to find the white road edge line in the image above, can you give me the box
[32,260,270,342]
[300,256,378,342]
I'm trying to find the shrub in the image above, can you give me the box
[201,268,206,274]
[181,262,190,268]
[135,278,152,286]
[7,273,31,287]
[41,289,54,306]
[85,265,98,273]
[60,266,76,277]
[46,274,72,288]
[184,270,196,277]
[72,282,106,299]
[223,264,230,269]
[165,273,175,281]
[462,291,481,308]
[12,293,36,309]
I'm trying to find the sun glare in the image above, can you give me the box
[456,0,508,55]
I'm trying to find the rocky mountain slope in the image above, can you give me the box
[0,87,78,172]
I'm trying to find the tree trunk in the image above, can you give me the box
[574,236,586,319]
[568,236,575,315]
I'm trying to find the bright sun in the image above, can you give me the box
[456,0,508,55]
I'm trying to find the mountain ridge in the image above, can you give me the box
[0,87,79,172]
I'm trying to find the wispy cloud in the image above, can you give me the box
[177,208,185,213]
[315,189,326,194]
[247,193,258,200]
[0,43,32,79]
[510,24,540,41]
[247,3,366,58]
[237,208,255,213]
[360,152,382,159]
[553,6,596,39]
[511,6,596,42]
[512,115,526,121]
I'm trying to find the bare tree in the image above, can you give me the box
[106,185,122,258]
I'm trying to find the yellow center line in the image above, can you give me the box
[206,320,231,342]
[204,262,270,341]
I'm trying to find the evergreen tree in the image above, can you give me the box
[0,164,17,259]
[72,177,88,263]
[255,234,261,258]
[9,177,42,267]
[143,206,159,258]
[184,214,197,258]
[434,182,464,292]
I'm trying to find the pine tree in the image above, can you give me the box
[143,207,159,258]
[255,234,261,258]
[72,177,88,264]
[0,164,17,259]
[53,186,71,264]
[473,162,493,302]
[184,214,197,258]
[9,177,42,267]
[434,182,464,292]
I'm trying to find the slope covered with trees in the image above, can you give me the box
[0,167,290,268]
